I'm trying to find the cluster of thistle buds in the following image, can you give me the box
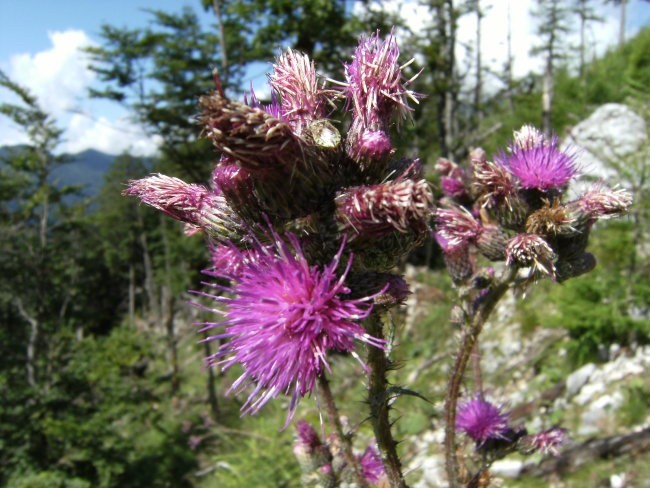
[293,420,386,487]
[125,31,432,420]
[434,125,632,285]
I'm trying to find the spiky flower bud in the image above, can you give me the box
[344,30,420,162]
[525,199,577,236]
[570,184,633,222]
[336,179,434,240]
[435,233,475,283]
[519,427,567,456]
[435,207,482,251]
[505,233,557,278]
[269,49,333,136]
[476,224,509,261]
[124,174,243,241]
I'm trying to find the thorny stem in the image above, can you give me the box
[444,268,517,487]
[366,311,408,488]
[318,375,370,488]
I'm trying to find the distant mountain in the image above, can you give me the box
[54,149,116,197]
[0,146,117,198]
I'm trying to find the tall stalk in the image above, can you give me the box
[443,268,516,486]
[366,312,408,488]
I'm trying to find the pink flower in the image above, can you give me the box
[456,396,510,445]
[497,128,577,190]
[197,232,385,420]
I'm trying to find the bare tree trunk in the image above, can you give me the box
[618,0,627,47]
[161,285,180,394]
[542,55,553,135]
[203,338,220,420]
[211,0,229,83]
[473,0,483,126]
[160,216,180,393]
[137,209,158,323]
[16,298,39,388]
[128,263,136,327]
[578,0,586,80]
[505,3,514,113]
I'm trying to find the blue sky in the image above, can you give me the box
[0,0,648,156]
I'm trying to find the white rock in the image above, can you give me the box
[411,455,446,488]
[491,459,524,478]
[566,363,597,397]
[610,472,627,488]
[578,392,625,436]
[564,103,647,189]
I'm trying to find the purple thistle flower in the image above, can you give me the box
[243,85,284,120]
[344,30,420,160]
[456,395,511,445]
[435,207,483,252]
[497,128,578,190]
[358,445,386,484]
[198,232,385,420]
[523,427,567,456]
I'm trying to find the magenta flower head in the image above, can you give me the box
[344,30,420,160]
[358,445,386,484]
[198,231,385,422]
[497,126,578,191]
[456,395,511,445]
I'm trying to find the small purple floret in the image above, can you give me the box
[497,133,577,190]
[358,445,385,483]
[456,396,510,445]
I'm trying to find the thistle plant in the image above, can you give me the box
[124,31,632,487]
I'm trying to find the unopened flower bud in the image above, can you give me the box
[519,427,567,456]
[569,184,632,222]
[124,174,243,241]
[505,233,556,278]
[336,179,434,241]
[476,225,509,261]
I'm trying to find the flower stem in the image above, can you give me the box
[318,375,369,488]
[366,312,408,488]
[443,268,517,487]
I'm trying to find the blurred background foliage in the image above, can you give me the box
[1,1,648,486]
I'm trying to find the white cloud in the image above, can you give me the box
[0,29,160,156]
[64,112,162,156]
[8,30,96,117]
